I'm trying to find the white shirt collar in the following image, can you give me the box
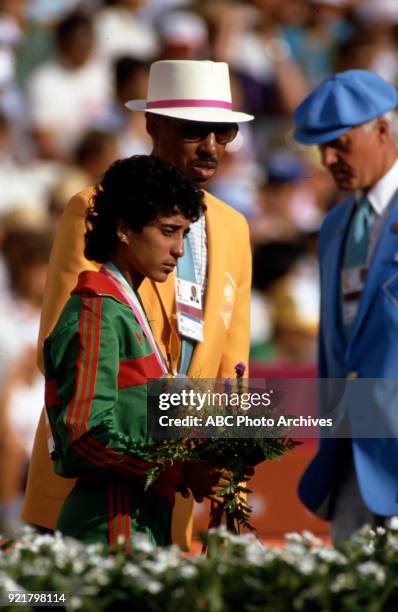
[357,156,398,216]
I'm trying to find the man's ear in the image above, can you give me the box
[146,113,160,138]
[377,116,391,142]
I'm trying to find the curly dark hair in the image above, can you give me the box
[85,155,205,262]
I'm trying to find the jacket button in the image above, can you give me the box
[347,371,358,379]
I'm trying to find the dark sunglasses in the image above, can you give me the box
[164,118,239,144]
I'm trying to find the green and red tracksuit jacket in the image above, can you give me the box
[43,271,182,547]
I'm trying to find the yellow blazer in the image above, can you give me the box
[23,187,251,549]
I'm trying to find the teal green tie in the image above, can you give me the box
[342,195,371,338]
[344,195,371,268]
[176,235,197,374]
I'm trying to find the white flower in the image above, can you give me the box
[301,530,322,546]
[62,539,83,559]
[386,533,398,550]
[153,548,181,567]
[146,579,163,594]
[244,542,271,565]
[34,534,57,547]
[178,565,198,579]
[143,559,173,575]
[316,548,347,565]
[85,543,104,556]
[122,563,145,579]
[131,534,156,553]
[19,525,36,537]
[330,572,355,592]
[297,557,317,575]
[0,572,24,591]
[69,596,83,609]
[96,574,110,586]
[285,532,305,544]
[282,542,307,559]
[72,560,86,574]
[362,542,375,555]
[208,526,233,541]
[387,516,398,531]
[357,561,386,585]
[234,532,258,545]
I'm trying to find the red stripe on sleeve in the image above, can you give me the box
[45,379,60,408]
[66,295,96,442]
[82,296,102,434]
[84,435,156,470]
[118,353,163,389]
[75,438,149,476]
[74,296,95,439]
[66,296,88,443]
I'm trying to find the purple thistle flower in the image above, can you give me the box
[235,362,246,378]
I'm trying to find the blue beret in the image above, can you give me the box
[293,70,398,145]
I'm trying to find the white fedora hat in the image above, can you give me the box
[125,60,254,123]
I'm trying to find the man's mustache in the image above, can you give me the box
[192,156,218,165]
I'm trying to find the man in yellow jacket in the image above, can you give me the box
[23,60,254,549]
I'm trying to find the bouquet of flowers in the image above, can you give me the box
[143,363,298,535]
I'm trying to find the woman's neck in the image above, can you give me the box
[108,255,143,292]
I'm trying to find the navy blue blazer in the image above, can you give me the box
[299,192,398,517]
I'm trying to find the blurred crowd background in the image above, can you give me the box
[0,0,397,535]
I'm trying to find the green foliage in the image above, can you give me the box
[2,524,398,611]
[143,436,298,533]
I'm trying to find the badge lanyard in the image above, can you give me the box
[101,262,168,374]
[175,235,204,374]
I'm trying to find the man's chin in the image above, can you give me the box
[334,177,356,191]
[190,165,217,185]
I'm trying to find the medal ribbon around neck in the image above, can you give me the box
[101,262,168,374]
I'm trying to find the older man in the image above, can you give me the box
[23,60,253,549]
[293,70,398,542]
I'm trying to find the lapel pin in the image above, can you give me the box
[391,222,398,233]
